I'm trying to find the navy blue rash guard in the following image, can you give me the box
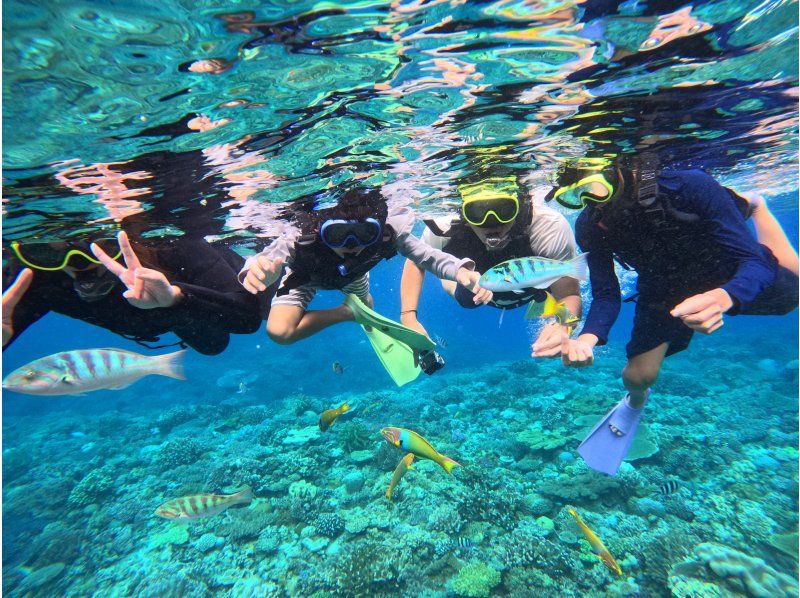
[576,170,778,346]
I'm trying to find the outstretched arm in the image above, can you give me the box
[400,259,429,336]
[2,268,35,348]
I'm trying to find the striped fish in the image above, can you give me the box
[155,487,253,520]
[479,254,589,292]
[658,480,680,496]
[2,348,185,396]
[453,537,473,550]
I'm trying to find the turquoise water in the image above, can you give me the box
[3,1,799,597]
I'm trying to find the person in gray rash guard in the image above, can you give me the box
[239,187,491,346]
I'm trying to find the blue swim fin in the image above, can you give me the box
[577,395,643,476]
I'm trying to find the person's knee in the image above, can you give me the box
[266,320,297,345]
[622,361,659,389]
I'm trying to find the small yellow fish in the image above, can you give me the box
[541,292,580,332]
[156,487,252,520]
[568,506,623,577]
[386,453,414,500]
[319,403,350,432]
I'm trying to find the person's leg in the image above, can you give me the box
[267,286,353,344]
[342,274,373,309]
[748,195,799,275]
[266,304,354,344]
[622,342,669,407]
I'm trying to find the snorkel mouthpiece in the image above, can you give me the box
[484,235,510,250]
[73,270,118,302]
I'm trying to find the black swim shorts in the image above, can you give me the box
[627,265,798,359]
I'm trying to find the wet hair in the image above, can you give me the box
[287,186,389,235]
[316,187,388,223]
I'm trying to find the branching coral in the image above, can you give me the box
[67,468,113,507]
[157,438,204,470]
[337,421,373,453]
[448,562,501,598]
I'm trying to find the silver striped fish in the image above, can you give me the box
[155,487,253,520]
[479,253,589,292]
[2,348,185,396]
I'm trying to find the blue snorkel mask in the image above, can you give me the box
[319,218,382,250]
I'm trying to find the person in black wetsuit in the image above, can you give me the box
[399,176,583,358]
[550,157,798,475]
[3,231,262,355]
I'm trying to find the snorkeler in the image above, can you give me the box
[3,231,261,355]
[551,156,799,475]
[399,175,582,357]
[239,187,487,358]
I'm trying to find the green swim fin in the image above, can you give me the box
[361,325,421,387]
[345,295,435,351]
[524,298,546,320]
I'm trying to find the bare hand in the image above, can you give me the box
[560,336,595,367]
[2,268,33,346]
[91,231,182,309]
[456,268,493,305]
[532,323,565,358]
[242,255,283,294]
[400,312,429,337]
[671,289,732,334]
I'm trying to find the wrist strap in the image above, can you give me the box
[400,309,417,316]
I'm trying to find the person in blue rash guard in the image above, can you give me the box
[550,158,799,476]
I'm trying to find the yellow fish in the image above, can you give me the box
[568,506,623,577]
[541,292,580,331]
[319,402,349,432]
[385,453,414,500]
[381,427,460,475]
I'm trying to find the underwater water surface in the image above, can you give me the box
[2,0,799,596]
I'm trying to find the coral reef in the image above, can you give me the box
[2,337,796,597]
[448,562,501,597]
[670,542,799,597]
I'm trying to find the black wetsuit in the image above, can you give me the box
[3,239,262,355]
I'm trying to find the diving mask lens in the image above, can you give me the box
[551,174,614,209]
[11,238,121,271]
[461,197,519,226]
[320,219,382,249]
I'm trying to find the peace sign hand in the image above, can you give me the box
[91,231,183,310]
[3,268,34,346]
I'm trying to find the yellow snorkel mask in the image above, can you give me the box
[459,176,520,226]
[10,239,122,272]
[546,172,615,210]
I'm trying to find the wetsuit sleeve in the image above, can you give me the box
[678,172,777,312]
[2,261,50,349]
[237,232,298,284]
[156,242,261,354]
[575,212,621,345]
[388,207,474,280]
